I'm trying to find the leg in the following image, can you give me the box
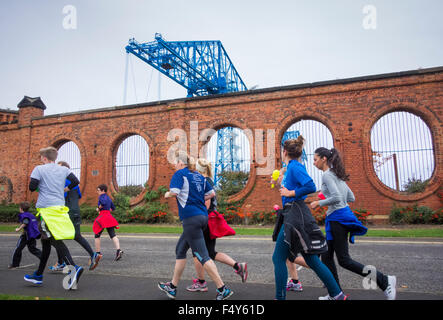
[272,227,290,300]
[50,238,75,266]
[36,238,52,276]
[26,238,42,260]
[302,253,342,297]
[193,256,205,280]
[329,221,388,290]
[94,230,103,253]
[171,259,187,287]
[286,259,299,281]
[321,239,341,289]
[11,235,27,267]
[73,220,94,258]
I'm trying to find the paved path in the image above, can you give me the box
[1,233,443,300]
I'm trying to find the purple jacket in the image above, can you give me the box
[18,211,41,239]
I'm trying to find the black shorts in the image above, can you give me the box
[94,227,116,239]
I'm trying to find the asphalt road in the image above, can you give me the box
[1,232,443,300]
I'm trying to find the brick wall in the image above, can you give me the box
[0,67,442,222]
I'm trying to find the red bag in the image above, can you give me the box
[207,211,236,240]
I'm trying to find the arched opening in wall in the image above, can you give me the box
[283,120,334,191]
[370,111,435,192]
[115,134,150,198]
[56,141,82,180]
[204,127,251,198]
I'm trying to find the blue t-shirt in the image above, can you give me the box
[98,194,115,211]
[169,167,215,221]
[281,159,316,206]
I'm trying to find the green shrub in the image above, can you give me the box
[118,185,144,197]
[248,211,276,225]
[127,202,174,224]
[389,204,442,225]
[217,171,249,198]
[403,178,429,194]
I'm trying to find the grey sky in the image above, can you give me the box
[1,0,442,115]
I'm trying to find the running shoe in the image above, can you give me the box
[384,275,397,300]
[67,265,84,290]
[215,286,234,300]
[115,249,123,261]
[89,252,102,270]
[186,278,208,292]
[286,279,303,292]
[49,262,66,272]
[24,272,43,285]
[235,262,248,283]
[158,281,177,299]
[318,293,349,300]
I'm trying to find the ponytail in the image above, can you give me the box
[314,147,349,181]
[196,158,213,179]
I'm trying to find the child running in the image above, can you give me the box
[158,150,233,300]
[9,202,42,269]
[272,137,348,300]
[25,146,83,289]
[311,147,397,300]
[186,158,247,293]
[93,184,123,261]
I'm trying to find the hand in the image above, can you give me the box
[279,187,294,197]
[310,201,320,209]
[15,228,20,232]
[164,191,171,198]
[64,187,70,192]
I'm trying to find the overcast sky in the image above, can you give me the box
[1,0,442,115]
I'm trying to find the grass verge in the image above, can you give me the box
[0,223,442,238]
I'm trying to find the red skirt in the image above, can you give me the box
[93,210,119,235]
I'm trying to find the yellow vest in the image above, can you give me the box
[36,206,75,240]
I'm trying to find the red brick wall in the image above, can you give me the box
[0,68,442,222]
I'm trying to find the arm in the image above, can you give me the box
[204,190,215,201]
[280,180,316,198]
[65,173,79,191]
[29,178,39,192]
[318,173,341,207]
[16,223,26,232]
[346,185,355,203]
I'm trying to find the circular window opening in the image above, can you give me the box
[283,120,334,190]
[370,111,435,192]
[205,127,251,198]
[56,141,82,180]
[115,135,150,197]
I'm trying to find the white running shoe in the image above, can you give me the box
[384,275,397,300]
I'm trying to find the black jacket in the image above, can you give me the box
[274,200,327,256]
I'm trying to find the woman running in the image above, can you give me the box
[310,147,397,300]
[272,136,348,300]
[158,151,233,300]
[186,158,247,292]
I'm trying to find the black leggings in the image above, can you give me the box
[56,221,95,264]
[175,215,211,265]
[321,221,388,291]
[37,238,76,276]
